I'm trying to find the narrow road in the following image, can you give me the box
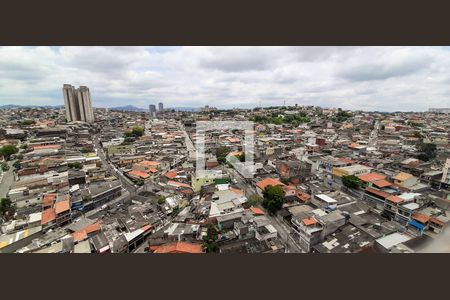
[226,165,302,253]
[93,135,138,195]
[0,160,16,198]
[181,125,196,160]
[265,213,303,253]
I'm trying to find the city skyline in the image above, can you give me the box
[1,46,450,111]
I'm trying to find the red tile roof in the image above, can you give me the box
[430,217,446,226]
[164,171,177,179]
[256,178,285,191]
[153,242,204,254]
[229,151,243,157]
[128,170,150,179]
[348,143,362,149]
[226,137,240,143]
[303,217,317,226]
[167,180,191,188]
[412,213,430,224]
[33,144,62,151]
[338,157,354,164]
[42,193,57,206]
[140,160,159,167]
[250,206,265,215]
[181,189,193,195]
[230,188,245,195]
[365,187,391,199]
[72,231,87,242]
[54,199,70,214]
[296,190,311,202]
[386,195,404,204]
[72,221,102,242]
[41,208,56,225]
[358,172,386,183]
[372,179,392,188]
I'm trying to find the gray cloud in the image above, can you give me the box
[0,46,449,111]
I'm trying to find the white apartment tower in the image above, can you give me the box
[63,84,95,123]
[442,158,450,184]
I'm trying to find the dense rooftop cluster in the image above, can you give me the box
[0,104,449,253]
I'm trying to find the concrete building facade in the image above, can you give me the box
[63,84,95,123]
[442,158,450,184]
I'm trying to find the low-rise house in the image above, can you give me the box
[312,224,374,253]
[255,177,285,196]
[151,241,204,254]
[291,210,347,252]
[374,232,413,253]
[332,164,372,178]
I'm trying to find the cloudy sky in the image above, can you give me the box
[1,46,449,111]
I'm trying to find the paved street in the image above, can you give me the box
[226,165,303,253]
[265,214,303,253]
[182,125,197,160]
[85,190,131,218]
[0,160,15,199]
[93,135,138,195]
[132,218,173,253]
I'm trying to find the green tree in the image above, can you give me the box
[157,196,166,205]
[13,161,21,169]
[417,142,437,161]
[332,110,351,123]
[1,162,9,171]
[67,162,83,169]
[0,145,18,160]
[236,153,245,162]
[80,147,92,153]
[20,144,28,150]
[342,175,362,189]
[132,126,144,137]
[247,194,263,207]
[124,131,134,138]
[20,120,35,126]
[216,146,231,164]
[262,185,285,214]
[203,224,219,253]
[0,198,12,216]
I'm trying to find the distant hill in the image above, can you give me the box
[0,104,64,109]
[109,105,146,112]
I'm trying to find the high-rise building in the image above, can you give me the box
[429,108,450,113]
[149,104,156,113]
[442,158,450,184]
[63,84,95,123]
[158,102,164,112]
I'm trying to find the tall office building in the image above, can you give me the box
[63,84,95,123]
[149,104,156,113]
[158,102,164,112]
